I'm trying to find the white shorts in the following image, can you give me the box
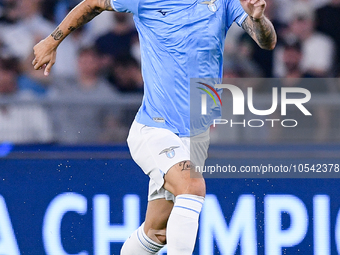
[127,120,210,201]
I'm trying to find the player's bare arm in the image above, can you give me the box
[240,0,277,50]
[32,0,113,76]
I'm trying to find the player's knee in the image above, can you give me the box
[165,160,206,197]
[179,161,206,196]
[147,228,167,245]
[174,174,206,197]
[183,177,206,197]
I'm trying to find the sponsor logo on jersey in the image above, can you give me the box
[157,10,169,16]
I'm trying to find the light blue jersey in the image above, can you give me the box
[110,0,247,137]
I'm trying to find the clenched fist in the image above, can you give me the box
[240,0,266,20]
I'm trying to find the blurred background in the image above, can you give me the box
[0,0,339,145]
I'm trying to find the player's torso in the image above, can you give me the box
[133,0,233,136]
[136,0,227,55]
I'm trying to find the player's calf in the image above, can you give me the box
[120,223,165,255]
[164,161,205,254]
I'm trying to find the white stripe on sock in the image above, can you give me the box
[173,194,204,218]
[137,223,164,253]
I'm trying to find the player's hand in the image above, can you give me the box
[239,0,266,20]
[32,37,58,76]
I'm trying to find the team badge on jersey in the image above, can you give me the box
[199,0,217,13]
[159,146,180,158]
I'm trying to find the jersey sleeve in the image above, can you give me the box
[226,0,248,28]
[110,0,139,14]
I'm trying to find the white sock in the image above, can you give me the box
[121,223,165,255]
[166,194,204,255]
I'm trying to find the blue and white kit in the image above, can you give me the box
[110,0,248,200]
[110,0,247,136]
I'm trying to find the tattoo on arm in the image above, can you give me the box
[179,161,192,171]
[50,5,101,41]
[242,16,276,50]
[69,0,113,31]
[76,5,102,28]
[242,17,254,36]
[51,27,64,40]
[50,0,113,42]
[68,26,77,32]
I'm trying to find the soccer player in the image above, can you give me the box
[32,0,276,254]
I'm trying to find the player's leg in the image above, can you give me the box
[164,161,205,196]
[162,161,205,255]
[121,164,204,255]
[144,198,173,244]
[120,198,172,255]
[124,121,209,255]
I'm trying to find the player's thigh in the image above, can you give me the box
[163,130,209,197]
[163,161,206,197]
[144,198,174,243]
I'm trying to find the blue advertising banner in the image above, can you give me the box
[0,144,340,255]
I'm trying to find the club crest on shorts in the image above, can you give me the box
[199,0,217,13]
[159,146,180,159]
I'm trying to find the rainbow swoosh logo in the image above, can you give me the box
[197,82,222,106]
